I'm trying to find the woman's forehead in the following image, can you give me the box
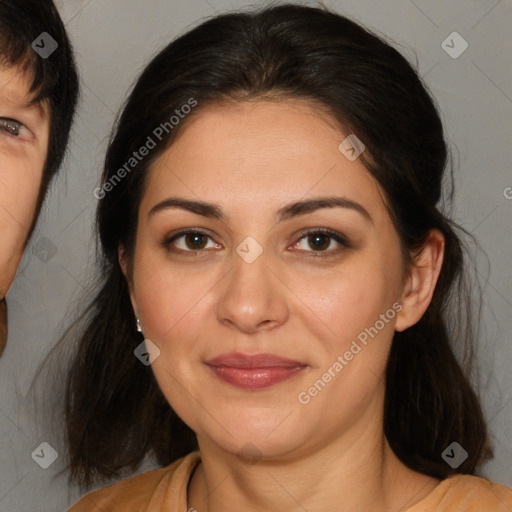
[140,101,388,229]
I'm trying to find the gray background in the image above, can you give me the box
[0,0,511,510]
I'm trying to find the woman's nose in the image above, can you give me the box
[215,239,289,334]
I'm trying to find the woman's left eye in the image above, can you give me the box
[163,229,351,257]
[0,117,32,140]
[292,230,352,256]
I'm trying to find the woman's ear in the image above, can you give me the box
[118,245,139,318]
[395,229,445,332]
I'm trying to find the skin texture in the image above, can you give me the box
[120,99,445,512]
[0,65,50,299]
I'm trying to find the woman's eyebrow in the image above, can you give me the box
[148,196,373,224]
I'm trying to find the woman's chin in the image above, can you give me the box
[197,415,310,463]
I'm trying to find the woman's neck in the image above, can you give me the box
[0,297,7,357]
[188,420,440,512]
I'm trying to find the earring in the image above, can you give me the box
[136,318,143,333]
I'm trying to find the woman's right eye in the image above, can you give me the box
[164,230,220,256]
[0,117,32,140]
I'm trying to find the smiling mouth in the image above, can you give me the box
[204,352,308,390]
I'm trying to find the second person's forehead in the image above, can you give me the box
[0,66,49,119]
[0,64,29,95]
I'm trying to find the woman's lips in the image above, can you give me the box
[205,353,308,390]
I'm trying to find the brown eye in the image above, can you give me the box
[164,229,220,256]
[0,117,32,140]
[183,232,209,250]
[307,233,331,251]
[0,118,21,136]
[292,229,352,256]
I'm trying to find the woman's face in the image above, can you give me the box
[125,99,411,459]
[0,65,50,298]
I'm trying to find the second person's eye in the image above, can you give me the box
[0,117,32,140]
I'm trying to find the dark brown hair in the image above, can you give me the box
[59,2,489,490]
[0,0,79,229]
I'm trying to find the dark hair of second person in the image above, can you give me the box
[0,0,79,354]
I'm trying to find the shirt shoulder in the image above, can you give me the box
[66,451,201,512]
[408,474,512,512]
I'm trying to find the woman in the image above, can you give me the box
[0,0,79,355]
[66,4,512,511]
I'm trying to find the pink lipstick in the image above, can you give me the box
[205,352,308,390]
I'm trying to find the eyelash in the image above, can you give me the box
[0,117,28,139]
[162,228,352,258]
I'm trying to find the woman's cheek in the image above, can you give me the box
[135,268,205,343]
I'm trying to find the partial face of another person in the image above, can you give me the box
[0,65,50,298]
[123,100,423,460]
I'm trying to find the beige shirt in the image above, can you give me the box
[68,451,512,511]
